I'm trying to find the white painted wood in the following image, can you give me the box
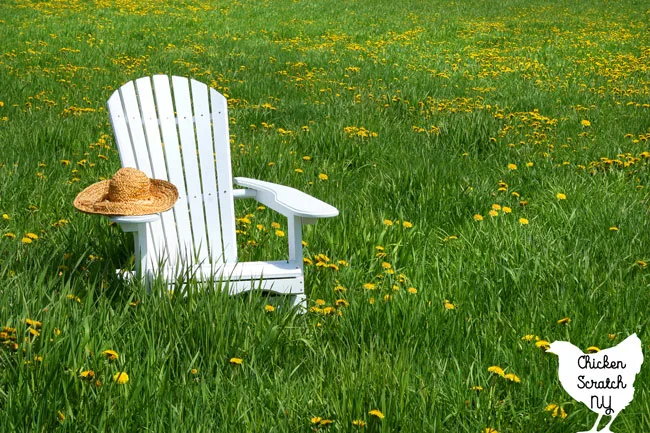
[287,216,304,265]
[134,77,180,265]
[233,177,339,218]
[191,78,225,263]
[105,75,339,308]
[152,75,193,265]
[172,76,209,264]
[210,88,238,262]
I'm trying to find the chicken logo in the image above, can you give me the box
[546,333,643,433]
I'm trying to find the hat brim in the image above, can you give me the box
[74,179,179,216]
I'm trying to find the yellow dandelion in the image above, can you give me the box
[113,372,129,384]
[319,419,333,426]
[21,237,32,244]
[381,262,392,269]
[302,155,311,161]
[586,346,600,353]
[26,318,42,328]
[363,283,376,290]
[484,428,498,433]
[102,349,119,361]
[2,214,8,220]
[556,193,566,200]
[521,334,535,341]
[79,370,95,380]
[402,221,413,228]
[318,173,328,180]
[526,162,534,167]
[368,409,384,419]
[470,385,484,391]
[488,366,505,377]
[275,230,285,237]
[303,257,313,265]
[503,373,521,383]
[557,317,571,325]
[408,287,417,294]
[489,210,499,217]
[443,300,455,310]
[191,368,198,375]
[636,260,647,268]
[473,214,483,221]
[519,218,529,225]
[502,206,512,213]
[229,357,243,365]
[491,204,501,211]
[57,410,65,422]
[609,226,618,231]
[3,233,16,239]
[507,163,517,170]
[352,419,366,427]
[536,340,551,350]
[383,219,393,226]
[264,304,275,313]
[581,120,591,127]
[311,417,322,424]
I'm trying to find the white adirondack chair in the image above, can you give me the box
[105,75,338,308]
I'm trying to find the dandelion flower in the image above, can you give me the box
[443,300,455,310]
[488,366,505,377]
[491,204,501,211]
[319,419,333,426]
[363,283,376,290]
[79,370,95,380]
[102,349,119,361]
[489,210,499,217]
[352,419,366,427]
[26,318,42,328]
[586,346,600,353]
[519,218,529,225]
[556,193,566,200]
[113,372,129,384]
[557,317,571,325]
[581,120,591,127]
[2,214,8,220]
[383,219,393,226]
[57,411,65,422]
[21,237,32,244]
[311,417,322,424]
[318,173,328,180]
[536,340,551,350]
[503,373,521,383]
[3,233,16,239]
[507,163,517,170]
[521,334,535,341]
[502,206,512,213]
[408,287,417,294]
[473,214,483,221]
[609,226,618,231]
[402,221,413,228]
[470,385,484,391]
[636,260,647,268]
[275,230,285,237]
[526,162,534,167]
[264,305,275,313]
[484,428,498,433]
[229,357,243,365]
[368,409,384,419]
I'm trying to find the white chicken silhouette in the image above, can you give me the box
[546,333,643,433]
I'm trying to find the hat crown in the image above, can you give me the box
[107,168,152,203]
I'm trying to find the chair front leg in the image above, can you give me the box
[287,215,304,270]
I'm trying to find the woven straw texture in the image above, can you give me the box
[74,168,179,216]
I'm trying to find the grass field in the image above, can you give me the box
[1,0,649,431]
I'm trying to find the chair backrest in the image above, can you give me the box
[107,75,238,269]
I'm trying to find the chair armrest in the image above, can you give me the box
[109,214,160,232]
[234,177,338,219]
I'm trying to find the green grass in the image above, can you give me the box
[1,0,649,431]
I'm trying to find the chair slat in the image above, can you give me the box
[172,76,209,263]
[190,79,225,263]
[210,89,238,262]
[152,75,193,265]
[135,77,179,264]
[107,92,136,168]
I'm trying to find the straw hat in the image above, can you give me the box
[74,168,179,216]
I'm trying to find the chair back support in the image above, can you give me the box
[107,75,238,268]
